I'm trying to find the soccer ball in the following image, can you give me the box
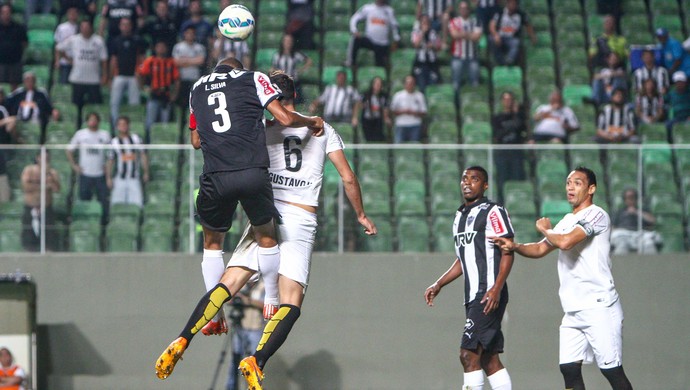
[218,4,255,41]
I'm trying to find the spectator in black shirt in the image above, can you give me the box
[491,91,526,203]
[0,4,29,92]
[6,72,60,131]
[0,89,17,203]
[142,0,178,53]
[354,76,391,142]
[287,0,316,50]
[99,0,143,53]
[109,17,147,129]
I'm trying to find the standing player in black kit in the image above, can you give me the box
[424,166,515,390]
[154,57,323,380]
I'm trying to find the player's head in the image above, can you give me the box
[621,188,638,208]
[116,115,130,134]
[154,40,168,56]
[86,112,100,129]
[610,87,625,105]
[269,70,295,104]
[217,56,244,71]
[566,166,597,208]
[0,347,14,367]
[461,166,489,204]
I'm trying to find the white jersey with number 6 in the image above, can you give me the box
[265,121,344,206]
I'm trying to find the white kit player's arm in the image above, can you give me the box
[536,217,588,251]
[329,149,377,235]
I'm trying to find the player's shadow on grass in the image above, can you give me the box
[37,323,111,389]
[288,349,341,390]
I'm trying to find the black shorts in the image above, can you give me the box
[72,83,103,107]
[461,288,509,353]
[196,168,280,232]
[0,63,22,85]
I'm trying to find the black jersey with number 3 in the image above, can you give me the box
[189,65,281,173]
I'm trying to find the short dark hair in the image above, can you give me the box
[465,165,489,182]
[574,166,597,187]
[117,115,130,124]
[269,70,295,102]
[217,56,244,70]
[86,112,100,122]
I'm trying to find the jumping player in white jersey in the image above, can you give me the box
[154,57,324,381]
[226,70,377,389]
[425,166,515,390]
[493,167,633,390]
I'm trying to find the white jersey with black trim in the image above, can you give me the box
[265,121,344,206]
[552,204,619,313]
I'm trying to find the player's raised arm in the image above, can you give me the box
[328,149,376,235]
[266,99,324,135]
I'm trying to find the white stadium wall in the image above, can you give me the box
[0,253,688,389]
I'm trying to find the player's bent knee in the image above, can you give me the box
[600,366,632,390]
[560,362,584,389]
[459,349,481,371]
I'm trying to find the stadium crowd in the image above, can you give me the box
[0,0,689,253]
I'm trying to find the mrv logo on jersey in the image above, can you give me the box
[455,231,476,247]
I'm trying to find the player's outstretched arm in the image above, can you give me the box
[425,258,463,306]
[491,236,555,258]
[328,149,377,235]
[266,100,324,135]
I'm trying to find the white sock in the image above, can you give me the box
[258,245,280,306]
[201,249,225,321]
[463,370,484,390]
[487,368,511,390]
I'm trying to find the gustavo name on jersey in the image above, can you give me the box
[269,172,311,187]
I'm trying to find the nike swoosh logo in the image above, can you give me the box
[604,361,615,365]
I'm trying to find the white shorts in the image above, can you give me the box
[559,299,625,369]
[227,201,317,288]
[110,178,143,207]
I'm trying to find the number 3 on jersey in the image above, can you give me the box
[208,92,232,132]
[283,136,302,172]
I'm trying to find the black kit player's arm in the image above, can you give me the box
[425,259,463,306]
[266,99,325,136]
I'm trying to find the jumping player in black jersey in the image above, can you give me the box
[154,57,323,381]
[424,166,515,390]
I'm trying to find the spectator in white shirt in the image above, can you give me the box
[531,90,579,143]
[53,6,80,84]
[66,112,112,224]
[173,25,206,107]
[346,0,401,68]
[390,75,427,143]
[57,19,108,123]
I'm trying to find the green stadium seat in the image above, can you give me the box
[541,200,572,225]
[322,66,352,85]
[563,84,592,107]
[141,227,175,252]
[106,220,139,252]
[397,216,430,252]
[492,66,522,90]
[432,217,454,253]
[28,14,58,30]
[530,14,550,31]
[258,0,287,15]
[72,201,103,222]
[254,48,274,71]
[109,203,141,225]
[527,48,555,67]
[356,66,386,86]
[69,229,100,252]
[0,227,23,252]
[428,122,458,144]
[508,215,541,243]
[364,220,393,251]
[362,191,391,216]
[462,121,491,144]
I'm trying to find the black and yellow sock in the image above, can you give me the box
[179,283,231,342]
[253,304,301,369]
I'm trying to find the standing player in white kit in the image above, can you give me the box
[492,167,633,390]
